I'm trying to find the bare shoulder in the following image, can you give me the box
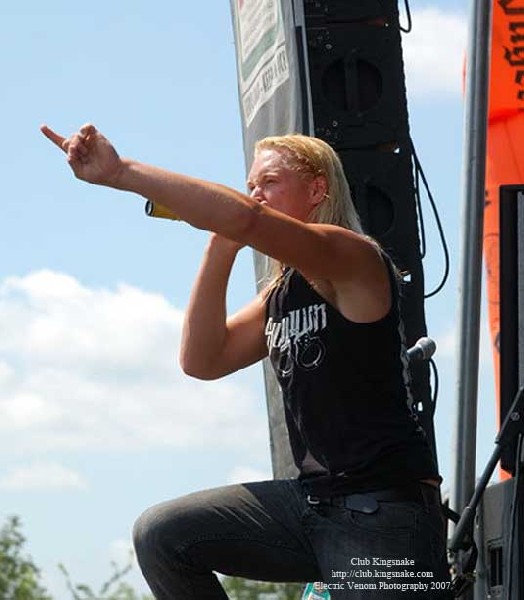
[305,225,392,323]
[302,223,385,280]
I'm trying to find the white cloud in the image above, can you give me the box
[227,465,272,484]
[403,8,468,98]
[0,270,267,456]
[0,461,88,491]
[109,539,136,567]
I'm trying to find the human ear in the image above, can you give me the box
[310,175,328,206]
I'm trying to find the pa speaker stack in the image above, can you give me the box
[303,0,433,447]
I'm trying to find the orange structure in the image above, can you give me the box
[485,1,524,468]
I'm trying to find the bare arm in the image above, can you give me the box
[113,160,381,286]
[41,124,387,315]
[179,234,268,380]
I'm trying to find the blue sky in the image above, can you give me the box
[0,1,496,598]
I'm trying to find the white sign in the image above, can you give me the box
[234,0,290,126]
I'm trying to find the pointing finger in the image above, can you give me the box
[79,123,97,138]
[40,124,68,152]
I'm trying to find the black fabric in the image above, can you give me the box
[264,254,439,496]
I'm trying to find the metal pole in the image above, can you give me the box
[452,0,492,596]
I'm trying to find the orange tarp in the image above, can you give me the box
[485,0,524,476]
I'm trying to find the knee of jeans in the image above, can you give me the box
[133,505,177,563]
[132,500,198,566]
[133,506,160,563]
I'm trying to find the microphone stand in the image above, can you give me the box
[448,386,524,596]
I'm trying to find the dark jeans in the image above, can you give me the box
[133,479,452,599]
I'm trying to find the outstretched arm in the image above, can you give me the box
[41,123,261,242]
[41,124,386,298]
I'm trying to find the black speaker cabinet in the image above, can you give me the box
[499,185,524,474]
[303,0,433,452]
[304,0,424,340]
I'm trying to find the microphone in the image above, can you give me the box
[144,200,180,221]
[407,337,436,362]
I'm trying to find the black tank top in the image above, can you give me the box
[265,258,439,495]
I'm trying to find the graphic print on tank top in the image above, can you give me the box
[264,302,328,377]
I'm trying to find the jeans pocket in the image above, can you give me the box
[342,501,420,536]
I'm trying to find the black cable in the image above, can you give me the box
[413,159,427,259]
[429,357,439,417]
[410,140,451,298]
[397,0,448,295]
[399,0,413,33]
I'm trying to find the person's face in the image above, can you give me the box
[247,149,326,221]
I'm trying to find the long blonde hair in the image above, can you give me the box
[254,134,364,286]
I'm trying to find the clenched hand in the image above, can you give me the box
[41,123,124,187]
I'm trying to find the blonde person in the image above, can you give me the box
[42,124,451,599]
